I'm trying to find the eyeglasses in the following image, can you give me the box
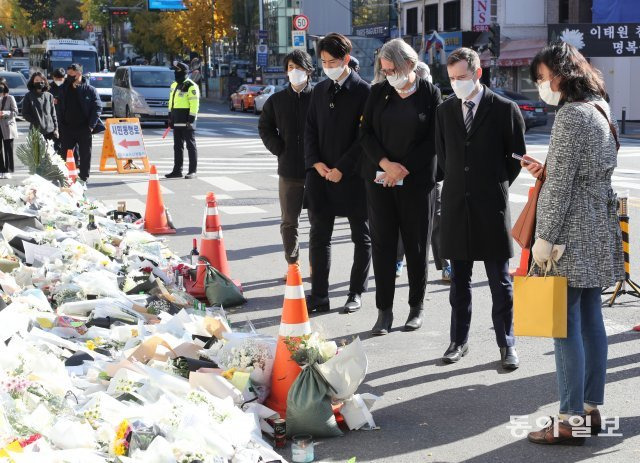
[380,68,396,77]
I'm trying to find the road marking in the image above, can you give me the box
[100,198,147,213]
[200,176,256,191]
[509,193,529,203]
[246,150,272,154]
[218,206,266,215]
[612,181,640,190]
[149,157,275,163]
[192,194,232,201]
[225,128,258,136]
[126,182,173,195]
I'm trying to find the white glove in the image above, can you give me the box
[532,238,566,272]
[532,238,553,268]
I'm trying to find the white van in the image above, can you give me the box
[112,66,173,122]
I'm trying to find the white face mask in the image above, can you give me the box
[323,64,346,81]
[386,72,409,89]
[451,78,477,100]
[54,80,64,86]
[288,69,308,86]
[537,78,561,106]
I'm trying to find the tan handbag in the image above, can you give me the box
[511,167,546,249]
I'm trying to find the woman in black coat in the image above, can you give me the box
[22,72,58,141]
[360,38,442,335]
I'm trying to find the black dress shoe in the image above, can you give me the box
[306,295,330,313]
[343,293,361,313]
[165,171,183,179]
[500,346,520,370]
[184,172,197,179]
[442,342,469,363]
[404,306,424,331]
[371,310,393,336]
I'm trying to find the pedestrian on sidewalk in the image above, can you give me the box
[360,38,441,335]
[49,68,66,156]
[59,63,104,183]
[435,47,525,369]
[305,33,372,314]
[523,41,624,446]
[258,49,313,276]
[22,72,58,142]
[165,62,200,180]
[0,77,18,179]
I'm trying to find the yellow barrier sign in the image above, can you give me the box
[99,118,150,174]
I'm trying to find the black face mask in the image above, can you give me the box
[35,82,46,90]
[66,75,77,85]
[175,71,186,83]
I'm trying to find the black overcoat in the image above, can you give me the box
[258,83,312,180]
[360,77,441,188]
[304,71,371,218]
[435,86,526,261]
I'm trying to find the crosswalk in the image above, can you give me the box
[10,123,640,217]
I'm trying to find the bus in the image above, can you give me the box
[29,40,99,78]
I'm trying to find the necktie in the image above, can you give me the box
[464,101,475,133]
[333,82,341,94]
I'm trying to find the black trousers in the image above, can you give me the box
[449,259,515,348]
[308,210,371,301]
[0,134,13,173]
[279,176,305,264]
[173,126,198,174]
[62,126,92,181]
[366,181,435,311]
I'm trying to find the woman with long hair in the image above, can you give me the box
[0,77,18,179]
[523,41,624,445]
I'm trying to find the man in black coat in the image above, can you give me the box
[435,48,526,370]
[258,50,313,273]
[59,63,103,183]
[304,33,372,313]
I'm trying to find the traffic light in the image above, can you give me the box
[488,23,501,58]
[72,20,80,29]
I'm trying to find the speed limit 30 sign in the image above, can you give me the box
[293,14,309,31]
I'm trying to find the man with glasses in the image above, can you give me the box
[304,33,372,314]
[435,47,526,369]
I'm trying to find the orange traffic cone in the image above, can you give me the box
[144,165,176,235]
[265,263,311,418]
[65,149,78,184]
[510,187,534,277]
[186,192,236,299]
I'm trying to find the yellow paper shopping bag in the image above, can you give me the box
[513,271,568,338]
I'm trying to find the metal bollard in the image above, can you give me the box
[622,106,627,134]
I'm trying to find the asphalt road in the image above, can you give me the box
[8,102,640,462]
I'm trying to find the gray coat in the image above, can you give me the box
[535,100,624,288]
[0,95,18,140]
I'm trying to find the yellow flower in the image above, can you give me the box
[93,337,104,346]
[115,419,129,440]
[85,340,96,350]
[222,367,237,380]
[113,441,127,456]
[130,329,139,338]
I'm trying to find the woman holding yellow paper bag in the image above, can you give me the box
[521,42,624,446]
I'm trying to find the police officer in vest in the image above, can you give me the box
[165,62,200,179]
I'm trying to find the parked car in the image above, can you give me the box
[0,50,12,69]
[491,87,548,131]
[253,85,284,114]
[0,71,28,114]
[19,69,30,80]
[229,84,265,112]
[112,66,173,122]
[87,72,115,115]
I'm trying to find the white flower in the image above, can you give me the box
[559,29,585,50]
[319,341,338,361]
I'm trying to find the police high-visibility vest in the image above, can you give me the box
[169,78,200,126]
